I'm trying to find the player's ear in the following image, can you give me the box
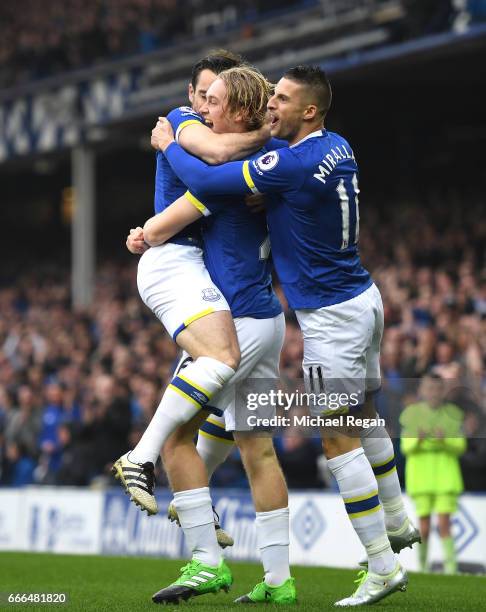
[303,104,318,121]
[233,108,246,125]
[188,83,195,105]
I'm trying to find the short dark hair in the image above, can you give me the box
[191,49,245,89]
[283,65,332,118]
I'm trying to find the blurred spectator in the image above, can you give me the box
[82,374,132,476]
[2,441,36,486]
[400,373,466,574]
[4,385,41,459]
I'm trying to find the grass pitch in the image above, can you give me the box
[1,553,485,611]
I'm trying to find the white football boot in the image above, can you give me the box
[112,452,158,515]
[335,563,408,607]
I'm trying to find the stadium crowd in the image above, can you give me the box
[0,195,484,491]
[0,0,304,89]
[2,0,485,90]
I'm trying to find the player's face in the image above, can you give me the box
[189,69,218,114]
[267,78,311,142]
[200,78,241,134]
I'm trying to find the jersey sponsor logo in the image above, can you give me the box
[201,288,222,302]
[255,150,279,172]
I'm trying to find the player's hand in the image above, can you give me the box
[126,227,149,255]
[245,193,266,213]
[151,117,175,151]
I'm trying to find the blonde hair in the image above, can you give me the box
[218,66,274,131]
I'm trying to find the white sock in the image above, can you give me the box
[197,414,234,479]
[131,357,235,464]
[327,447,396,575]
[360,427,408,531]
[173,486,221,567]
[256,507,290,586]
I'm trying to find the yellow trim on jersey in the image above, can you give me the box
[206,417,225,429]
[185,190,210,216]
[375,466,397,480]
[371,455,395,468]
[242,160,259,194]
[344,490,379,504]
[183,307,215,328]
[348,505,381,519]
[199,430,234,445]
[168,384,202,409]
[175,119,203,142]
[178,373,212,398]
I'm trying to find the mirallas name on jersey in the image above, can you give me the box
[313,143,355,185]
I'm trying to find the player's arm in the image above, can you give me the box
[176,121,271,165]
[154,109,270,165]
[143,195,203,246]
[153,117,299,198]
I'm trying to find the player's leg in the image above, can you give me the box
[113,245,239,513]
[230,314,296,604]
[359,285,419,552]
[151,413,232,604]
[167,409,235,548]
[234,433,293,591]
[197,413,235,479]
[297,289,407,606]
[130,310,239,466]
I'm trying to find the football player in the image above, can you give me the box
[124,66,295,605]
[114,50,266,518]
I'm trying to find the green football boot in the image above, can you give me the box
[152,558,232,604]
[235,577,297,604]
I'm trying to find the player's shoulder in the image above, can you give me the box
[167,105,204,125]
[327,130,355,156]
[249,146,302,185]
[168,105,201,118]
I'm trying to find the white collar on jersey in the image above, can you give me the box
[290,129,324,148]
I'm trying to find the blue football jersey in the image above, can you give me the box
[164,129,372,309]
[186,148,282,320]
[154,106,204,246]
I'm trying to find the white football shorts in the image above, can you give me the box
[296,283,384,413]
[137,243,230,340]
[177,313,285,433]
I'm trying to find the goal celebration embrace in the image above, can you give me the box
[115,51,421,607]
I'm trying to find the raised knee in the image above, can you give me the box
[220,345,240,371]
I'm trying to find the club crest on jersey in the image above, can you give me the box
[202,288,221,302]
[179,105,199,117]
[255,151,279,172]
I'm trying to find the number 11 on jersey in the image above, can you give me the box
[336,173,360,250]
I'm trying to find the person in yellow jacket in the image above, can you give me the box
[400,372,466,574]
